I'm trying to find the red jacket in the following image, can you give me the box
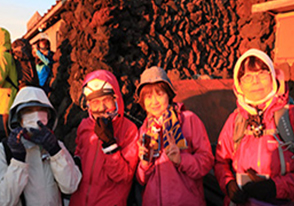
[214,94,294,205]
[69,70,138,206]
[136,103,214,206]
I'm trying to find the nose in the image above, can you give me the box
[151,94,159,104]
[252,74,259,83]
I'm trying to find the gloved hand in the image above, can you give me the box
[29,121,61,156]
[242,179,276,202]
[94,117,116,148]
[226,180,248,204]
[6,127,27,162]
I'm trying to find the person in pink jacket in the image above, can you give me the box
[214,49,294,205]
[136,66,214,206]
[69,70,139,206]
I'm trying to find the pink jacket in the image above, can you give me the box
[214,94,294,205]
[136,103,214,206]
[69,70,139,206]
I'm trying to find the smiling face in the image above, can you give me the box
[138,82,173,118]
[239,56,273,103]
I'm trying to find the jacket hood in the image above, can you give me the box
[8,86,57,130]
[233,49,278,112]
[82,70,124,120]
[0,27,11,52]
[233,49,287,115]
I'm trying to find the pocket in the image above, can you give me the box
[266,140,279,152]
[0,88,11,114]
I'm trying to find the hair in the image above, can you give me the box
[238,56,270,82]
[137,82,174,109]
[38,38,50,50]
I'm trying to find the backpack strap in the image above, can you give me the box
[233,110,248,152]
[274,104,294,153]
[1,139,26,206]
[5,76,19,91]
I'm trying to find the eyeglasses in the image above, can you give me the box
[240,70,270,84]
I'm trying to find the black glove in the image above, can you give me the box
[226,180,248,204]
[94,117,116,148]
[243,179,276,202]
[6,127,27,162]
[29,121,61,156]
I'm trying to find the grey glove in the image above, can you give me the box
[7,127,27,162]
[29,121,61,156]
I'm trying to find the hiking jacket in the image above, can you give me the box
[0,28,18,114]
[0,87,82,206]
[215,49,294,205]
[136,103,214,206]
[69,70,139,206]
[36,50,53,87]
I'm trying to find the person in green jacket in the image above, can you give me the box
[0,27,18,139]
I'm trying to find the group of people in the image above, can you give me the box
[0,26,294,206]
[0,28,53,140]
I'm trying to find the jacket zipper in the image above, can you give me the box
[257,138,262,173]
[85,141,100,206]
[158,163,162,206]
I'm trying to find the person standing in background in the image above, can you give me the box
[32,38,54,94]
[0,27,18,139]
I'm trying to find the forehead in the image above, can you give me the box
[19,106,48,113]
[90,94,114,101]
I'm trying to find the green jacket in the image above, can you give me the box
[0,27,18,114]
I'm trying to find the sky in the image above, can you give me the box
[0,0,57,42]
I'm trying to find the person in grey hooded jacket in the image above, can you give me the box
[0,86,81,206]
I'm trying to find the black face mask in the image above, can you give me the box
[248,109,264,137]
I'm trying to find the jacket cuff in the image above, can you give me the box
[102,143,119,154]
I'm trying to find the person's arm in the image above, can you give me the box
[50,141,82,194]
[0,144,29,206]
[270,106,294,200]
[35,50,53,66]
[214,113,236,194]
[102,121,139,183]
[175,112,214,180]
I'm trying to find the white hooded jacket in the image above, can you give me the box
[0,86,81,206]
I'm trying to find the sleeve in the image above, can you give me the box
[102,121,139,183]
[271,106,294,200]
[136,161,155,185]
[36,50,52,66]
[176,112,214,180]
[0,144,29,206]
[50,141,82,194]
[214,113,236,194]
[0,52,9,86]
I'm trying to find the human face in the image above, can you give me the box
[144,87,169,118]
[240,68,272,103]
[88,94,116,119]
[20,106,49,129]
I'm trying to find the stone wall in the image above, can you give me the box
[48,0,275,153]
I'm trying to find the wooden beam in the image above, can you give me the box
[252,0,294,14]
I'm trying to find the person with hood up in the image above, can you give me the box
[136,66,214,205]
[0,86,82,206]
[214,48,294,205]
[69,70,139,206]
[0,27,18,139]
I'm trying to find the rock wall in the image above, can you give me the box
[48,0,275,153]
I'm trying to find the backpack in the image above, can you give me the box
[233,101,294,175]
[1,139,26,206]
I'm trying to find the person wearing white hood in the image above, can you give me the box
[0,86,81,206]
[214,49,294,205]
